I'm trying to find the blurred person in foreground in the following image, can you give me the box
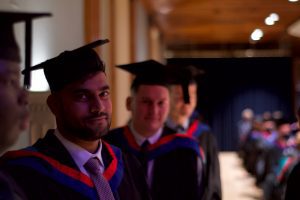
[0,11,50,200]
[0,40,150,200]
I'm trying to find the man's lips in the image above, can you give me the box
[88,116,107,121]
[85,113,108,122]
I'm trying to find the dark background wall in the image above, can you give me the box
[168,57,295,151]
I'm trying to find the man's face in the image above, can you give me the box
[169,83,197,120]
[53,72,112,141]
[128,85,170,137]
[262,120,275,131]
[0,60,28,152]
[278,124,291,138]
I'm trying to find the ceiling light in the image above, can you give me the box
[265,13,279,26]
[155,0,173,14]
[251,29,263,41]
[270,13,279,22]
[265,17,275,25]
[289,0,298,2]
[158,6,172,14]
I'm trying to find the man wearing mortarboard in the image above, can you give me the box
[0,11,50,200]
[103,59,205,200]
[165,64,222,200]
[0,39,150,200]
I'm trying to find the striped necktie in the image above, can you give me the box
[139,140,150,176]
[84,157,115,200]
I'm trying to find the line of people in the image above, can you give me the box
[238,108,300,200]
[0,11,222,200]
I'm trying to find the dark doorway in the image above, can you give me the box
[167,57,295,151]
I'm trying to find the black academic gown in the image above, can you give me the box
[0,170,27,200]
[0,130,150,200]
[284,161,300,200]
[197,131,222,200]
[190,121,222,200]
[103,126,204,200]
[166,115,222,200]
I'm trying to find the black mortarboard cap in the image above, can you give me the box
[167,64,204,104]
[0,11,51,88]
[21,39,109,92]
[117,59,170,89]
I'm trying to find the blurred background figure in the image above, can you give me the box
[237,108,298,200]
[260,118,292,200]
[273,110,284,122]
[104,60,205,200]
[274,131,300,200]
[166,65,222,200]
[237,108,255,154]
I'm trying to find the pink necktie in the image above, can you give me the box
[84,157,115,200]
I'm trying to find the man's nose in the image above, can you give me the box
[18,88,28,106]
[90,96,104,114]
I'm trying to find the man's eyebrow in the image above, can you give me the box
[72,85,110,93]
[100,85,110,91]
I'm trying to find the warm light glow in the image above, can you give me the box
[29,50,50,92]
[155,0,173,14]
[289,0,298,2]
[265,17,275,25]
[265,13,279,26]
[29,69,49,92]
[288,19,300,38]
[270,13,279,22]
[251,29,263,41]
[159,6,172,14]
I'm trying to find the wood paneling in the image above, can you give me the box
[140,0,300,51]
[84,0,100,43]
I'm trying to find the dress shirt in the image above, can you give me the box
[165,118,190,133]
[54,129,105,176]
[129,122,163,186]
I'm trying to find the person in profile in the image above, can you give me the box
[165,65,222,200]
[0,11,50,200]
[0,40,150,200]
[103,60,204,200]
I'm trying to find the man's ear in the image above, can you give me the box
[47,94,60,116]
[126,96,132,111]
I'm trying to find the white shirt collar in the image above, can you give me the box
[54,129,105,175]
[128,122,163,146]
[166,117,190,131]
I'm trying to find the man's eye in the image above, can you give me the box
[158,101,165,106]
[75,93,88,101]
[0,78,19,88]
[100,90,110,98]
[142,100,151,105]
